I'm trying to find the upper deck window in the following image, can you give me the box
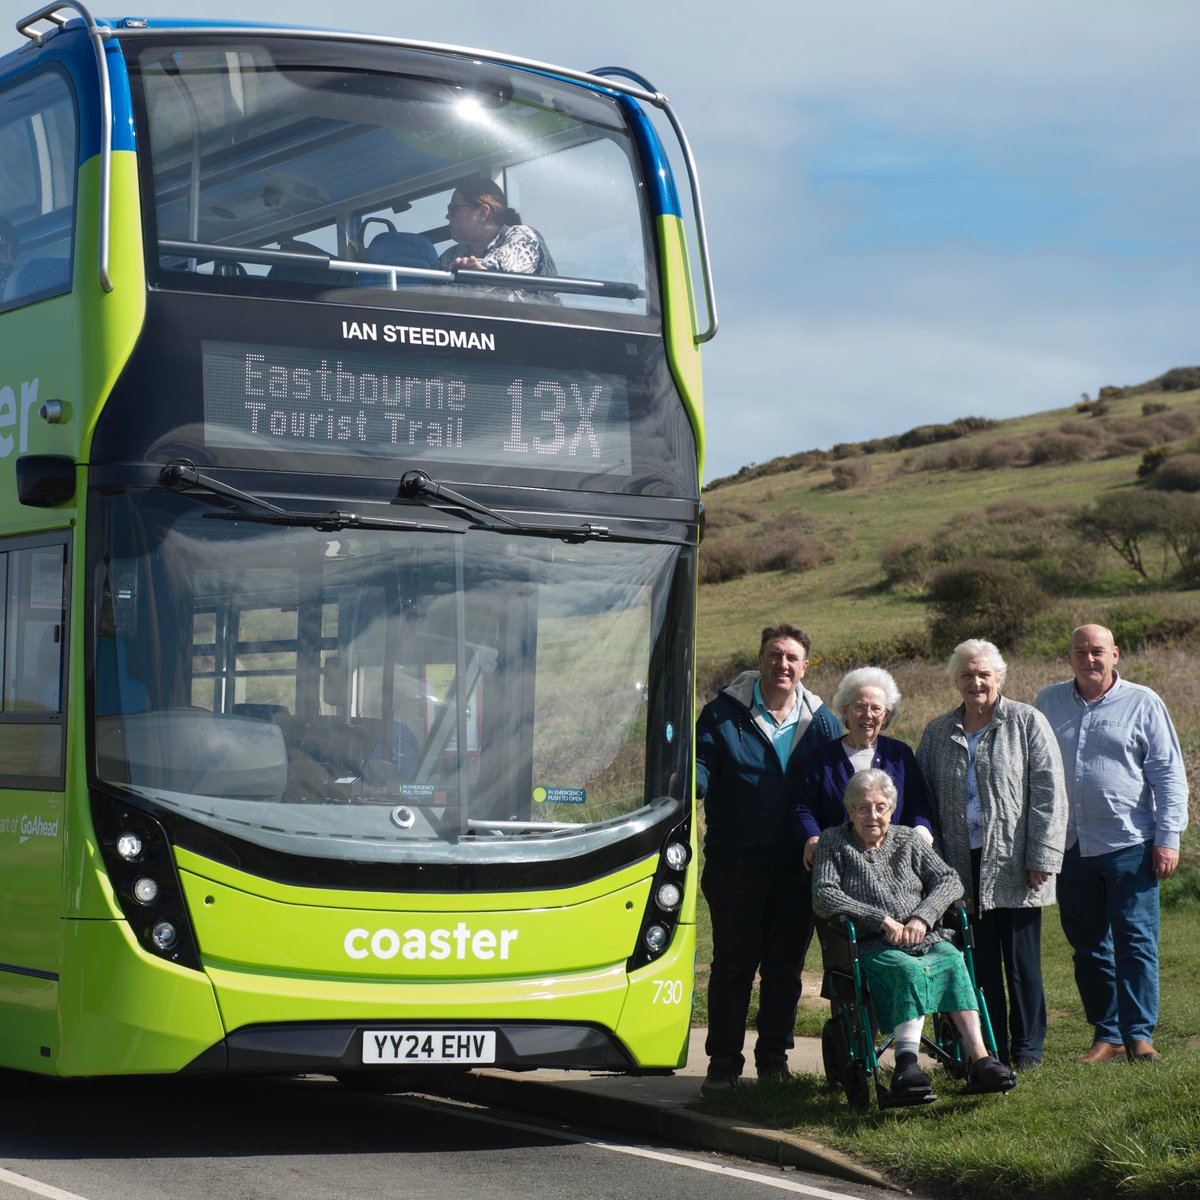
[128,38,656,327]
[0,69,76,312]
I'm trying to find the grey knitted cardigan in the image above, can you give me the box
[812,823,965,956]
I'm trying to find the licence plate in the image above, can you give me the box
[362,1029,497,1065]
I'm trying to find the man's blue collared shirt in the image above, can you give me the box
[753,681,800,767]
[1035,672,1189,857]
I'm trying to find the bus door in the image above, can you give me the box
[0,536,69,1024]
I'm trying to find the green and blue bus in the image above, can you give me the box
[0,5,714,1082]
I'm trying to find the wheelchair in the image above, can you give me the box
[817,905,1017,1111]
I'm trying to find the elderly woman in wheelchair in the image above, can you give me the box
[812,769,1015,1108]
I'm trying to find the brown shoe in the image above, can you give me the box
[1076,1040,1124,1064]
[1125,1040,1161,1062]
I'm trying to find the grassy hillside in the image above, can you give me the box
[697,383,1200,667]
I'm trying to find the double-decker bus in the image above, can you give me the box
[0,5,713,1082]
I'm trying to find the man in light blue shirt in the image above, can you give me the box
[1035,624,1189,1063]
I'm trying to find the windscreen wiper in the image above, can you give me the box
[398,470,693,546]
[160,460,459,533]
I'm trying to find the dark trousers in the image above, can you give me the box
[969,848,1047,1063]
[701,856,813,1072]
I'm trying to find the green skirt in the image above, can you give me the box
[860,941,979,1034]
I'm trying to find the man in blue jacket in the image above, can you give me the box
[696,623,840,1093]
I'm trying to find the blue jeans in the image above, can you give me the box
[1058,840,1160,1046]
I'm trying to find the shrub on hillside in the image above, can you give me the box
[751,532,835,573]
[1137,445,1174,479]
[703,503,759,532]
[1144,410,1197,441]
[815,630,933,672]
[831,459,870,490]
[877,501,1092,596]
[1027,432,1093,465]
[1146,452,1200,493]
[970,438,1029,469]
[1143,401,1171,416]
[700,526,834,583]
[699,537,754,584]
[1103,429,1159,457]
[912,441,982,471]
[1104,599,1200,651]
[881,537,936,588]
[894,417,995,450]
[1157,366,1200,392]
[925,560,1050,655]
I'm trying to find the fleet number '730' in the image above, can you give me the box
[652,979,685,1004]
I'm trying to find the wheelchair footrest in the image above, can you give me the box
[962,1075,1017,1096]
[879,1086,938,1108]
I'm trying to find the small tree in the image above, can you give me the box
[1073,492,1162,579]
[1155,492,1200,583]
[1074,490,1200,584]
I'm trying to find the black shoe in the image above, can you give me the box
[970,1055,1015,1090]
[891,1053,932,1094]
[1012,1055,1041,1073]
[701,1057,740,1096]
[756,1056,790,1082]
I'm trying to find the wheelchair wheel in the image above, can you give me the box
[936,1013,968,1079]
[821,1018,848,1089]
[843,1061,871,1112]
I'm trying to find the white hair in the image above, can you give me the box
[947,638,1007,687]
[830,667,902,728]
[843,768,898,813]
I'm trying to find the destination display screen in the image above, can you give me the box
[201,339,633,476]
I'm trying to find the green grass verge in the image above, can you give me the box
[697,866,1200,1199]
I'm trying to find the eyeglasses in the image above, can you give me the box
[445,202,476,217]
[850,802,892,817]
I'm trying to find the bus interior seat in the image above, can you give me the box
[94,710,288,800]
[358,232,438,285]
[13,257,71,296]
[267,240,354,286]
[299,720,369,777]
[233,702,292,723]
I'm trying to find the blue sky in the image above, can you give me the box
[10,0,1198,481]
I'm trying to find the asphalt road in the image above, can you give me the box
[0,1072,902,1200]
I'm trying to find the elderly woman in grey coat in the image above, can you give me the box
[917,639,1067,1072]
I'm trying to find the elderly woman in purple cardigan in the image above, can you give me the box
[793,666,935,870]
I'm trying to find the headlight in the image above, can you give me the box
[656,882,682,912]
[644,924,669,953]
[116,831,144,861]
[132,876,159,905]
[664,841,689,870]
[151,921,178,951]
